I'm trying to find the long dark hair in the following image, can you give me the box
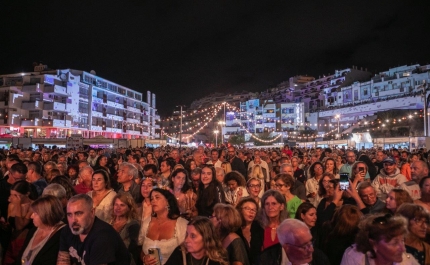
[149,188,180,219]
[169,168,191,193]
[196,165,225,208]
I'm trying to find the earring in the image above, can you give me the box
[166,205,170,211]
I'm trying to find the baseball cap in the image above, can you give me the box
[383,157,396,164]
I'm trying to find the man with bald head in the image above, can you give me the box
[400,160,429,200]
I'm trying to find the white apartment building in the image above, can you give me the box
[0,65,160,139]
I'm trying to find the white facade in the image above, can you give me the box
[0,66,160,139]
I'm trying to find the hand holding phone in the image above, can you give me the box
[339,173,350,191]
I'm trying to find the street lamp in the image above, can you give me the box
[214,130,219,146]
[218,121,225,145]
[335,114,340,134]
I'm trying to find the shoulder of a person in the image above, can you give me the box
[176,217,189,226]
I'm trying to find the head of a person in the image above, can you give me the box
[117,162,138,184]
[184,217,226,263]
[190,167,202,182]
[328,204,363,237]
[318,176,338,198]
[309,162,324,179]
[355,214,407,261]
[169,168,191,193]
[246,177,262,197]
[140,172,156,199]
[50,175,77,199]
[95,155,108,167]
[346,151,356,164]
[9,162,28,183]
[358,181,378,206]
[215,167,225,184]
[223,171,246,192]
[31,195,64,228]
[91,169,111,191]
[324,158,337,172]
[220,162,232,174]
[200,165,217,188]
[211,203,242,238]
[236,197,259,226]
[160,159,173,174]
[112,193,138,220]
[42,183,68,206]
[67,194,95,235]
[385,189,413,213]
[88,148,97,158]
[274,173,295,195]
[382,157,397,175]
[411,160,429,181]
[295,202,317,228]
[419,176,430,196]
[351,161,368,180]
[258,190,287,228]
[376,151,387,162]
[211,149,219,161]
[396,203,430,240]
[149,188,180,219]
[277,219,314,265]
[67,164,79,179]
[185,159,197,173]
[10,180,36,200]
[143,164,157,179]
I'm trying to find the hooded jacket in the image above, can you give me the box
[372,167,407,202]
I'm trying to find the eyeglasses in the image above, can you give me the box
[412,218,429,226]
[285,241,313,251]
[248,184,261,189]
[274,183,287,188]
[242,207,257,214]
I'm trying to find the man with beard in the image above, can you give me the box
[57,194,130,265]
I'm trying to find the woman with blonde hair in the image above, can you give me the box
[221,162,232,175]
[211,203,250,265]
[110,193,140,264]
[248,163,266,197]
[165,216,228,265]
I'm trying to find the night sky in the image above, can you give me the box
[1,1,430,116]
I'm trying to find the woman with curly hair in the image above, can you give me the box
[165,216,228,265]
[223,171,248,206]
[306,162,324,207]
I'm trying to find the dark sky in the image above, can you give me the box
[1,1,430,115]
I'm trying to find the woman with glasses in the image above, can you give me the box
[224,171,248,206]
[196,165,226,217]
[306,162,324,207]
[274,173,302,218]
[236,198,263,265]
[396,203,430,265]
[341,213,418,265]
[211,203,250,265]
[256,190,287,250]
[245,178,262,207]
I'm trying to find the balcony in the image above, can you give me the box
[44,102,66,111]
[21,118,42,127]
[126,117,139,123]
[52,119,71,127]
[44,85,68,96]
[22,84,42,93]
[22,100,43,110]
[127,105,140,113]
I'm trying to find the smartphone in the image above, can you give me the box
[148,248,161,265]
[358,167,364,173]
[339,173,349,191]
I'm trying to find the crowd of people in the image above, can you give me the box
[0,143,429,265]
